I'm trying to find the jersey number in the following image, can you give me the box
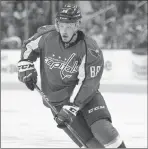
[90,66,101,78]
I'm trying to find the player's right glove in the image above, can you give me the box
[17,59,38,91]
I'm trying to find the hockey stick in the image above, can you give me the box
[34,84,88,148]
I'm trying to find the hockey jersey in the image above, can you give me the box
[21,25,104,108]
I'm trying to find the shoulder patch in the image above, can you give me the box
[84,35,101,58]
[88,48,100,58]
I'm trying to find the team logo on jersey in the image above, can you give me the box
[45,53,78,79]
[88,48,100,58]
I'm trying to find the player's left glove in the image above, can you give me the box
[54,105,79,129]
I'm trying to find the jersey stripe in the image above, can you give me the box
[23,36,42,59]
[70,55,86,103]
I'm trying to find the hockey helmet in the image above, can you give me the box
[56,4,82,23]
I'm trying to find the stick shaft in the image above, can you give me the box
[34,84,88,148]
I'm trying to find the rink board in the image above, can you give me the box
[1,81,147,94]
[1,90,147,148]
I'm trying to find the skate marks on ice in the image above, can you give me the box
[1,90,147,148]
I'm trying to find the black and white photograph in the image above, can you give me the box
[1,1,147,148]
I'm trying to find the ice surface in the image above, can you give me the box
[1,90,147,148]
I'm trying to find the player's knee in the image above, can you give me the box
[91,119,125,148]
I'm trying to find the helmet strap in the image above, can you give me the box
[60,32,78,48]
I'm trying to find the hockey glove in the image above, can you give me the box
[54,105,79,129]
[17,60,37,91]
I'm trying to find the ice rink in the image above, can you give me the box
[1,89,147,148]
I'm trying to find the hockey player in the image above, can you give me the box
[17,4,126,148]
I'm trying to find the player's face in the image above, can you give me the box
[58,22,76,42]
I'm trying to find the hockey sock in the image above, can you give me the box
[86,137,104,148]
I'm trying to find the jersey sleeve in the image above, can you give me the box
[21,36,43,62]
[69,38,104,108]
[21,25,56,62]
